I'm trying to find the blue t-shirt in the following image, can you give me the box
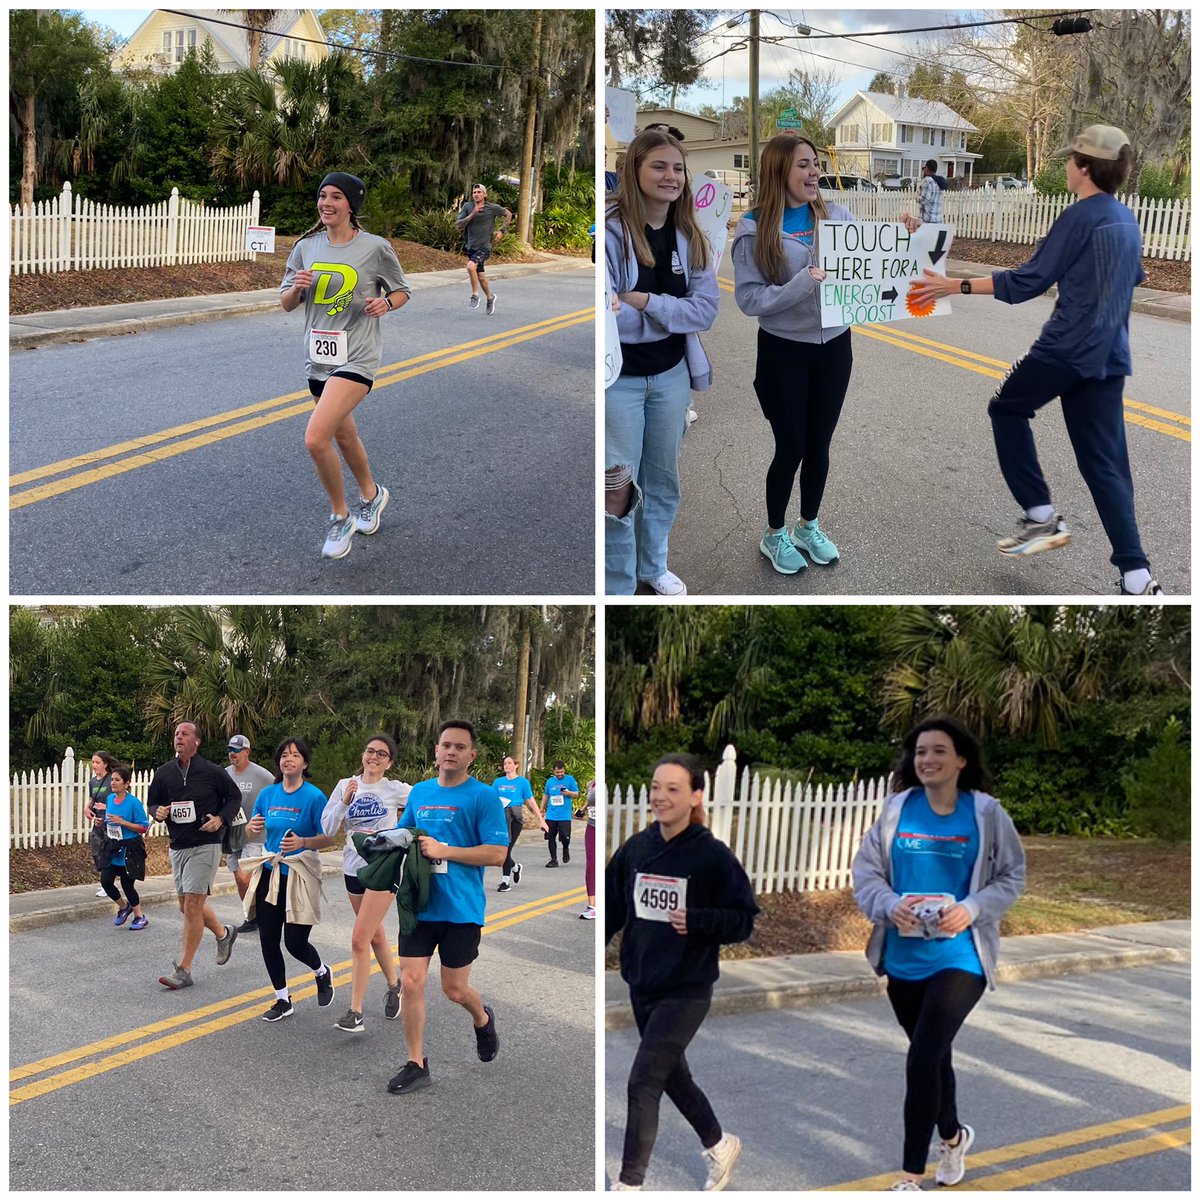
[884,789,983,980]
[252,780,328,876]
[782,203,815,246]
[492,775,533,810]
[104,793,149,868]
[992,192,1145,379]
[544,774,578,821]
[399,776,508,926]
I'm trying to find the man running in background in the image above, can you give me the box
[542,761,579,868]
[224,734,276,933]
[455,184,512,315]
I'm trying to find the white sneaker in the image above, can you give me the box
[687,406,699,424]
[888,1181,922,1191]
[935,1123,974,1186]
[611,1183,641,1192]
[321,513,355,559]
[702,1132,741,1191]
[95,887,108,898]
[354,484,390,535]
[579,905,597,920]
[640,570,687,596]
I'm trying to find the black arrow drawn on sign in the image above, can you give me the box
[928,229,948,265]
[881,286,898,302]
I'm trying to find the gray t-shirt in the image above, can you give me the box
[226,761,276,835]
[456,201,509,253]
[281,230,411,382]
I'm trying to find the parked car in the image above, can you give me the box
[881,176,916,191]
[817,173,879,194]
[994,176,1031,190]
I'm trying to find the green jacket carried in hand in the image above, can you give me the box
[352,827,433,936]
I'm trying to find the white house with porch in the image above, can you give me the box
[828,90,981,185]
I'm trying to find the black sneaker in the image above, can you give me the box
[215,922,238,965]
[545,859,558,868]
[237,918,259,934]
[563,845,571,864]
[315,967,335,1007]
[387,1059,431,1094]
[262,997,294,1022]
[334,1008,364,1033]
[475,1005,499,1062]
[497,879,511,892]
[512,862,522,885]
[384,981,402,1020]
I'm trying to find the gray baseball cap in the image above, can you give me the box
[1055,124,1130,161]
[227,734,251,752]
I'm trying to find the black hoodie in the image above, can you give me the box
[606,822,759,998]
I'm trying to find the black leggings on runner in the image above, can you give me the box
[754,327,854,529]
[621,989,723,1186]
[100,866,139,908]
[254,869,322,991]
[886,968,987,1175]
[546,818,572,862]
[503,807,525,875]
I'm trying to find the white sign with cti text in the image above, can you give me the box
[817,220,954,328]
[246,225,276,254]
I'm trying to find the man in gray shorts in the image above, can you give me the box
[148,722,244,989]
[455,184,512,315]
[225,733,276,933]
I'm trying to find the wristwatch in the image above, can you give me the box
[960,279,973,295]
[383,295,394,310]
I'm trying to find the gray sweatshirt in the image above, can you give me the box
[731,201,855,344]
[851,789,1026,990]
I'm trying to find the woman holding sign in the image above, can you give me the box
[851,716,1025,1191]
[605,754,759,1191]
[280,173,412,560]
[604,129,720,596]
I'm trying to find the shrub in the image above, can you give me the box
[401,207,461,252]
[361,179,412,239]
[261,188,319,234]
[1032,163,1069,196]
[1123,718,1190,842]
[1133,164,1181,201]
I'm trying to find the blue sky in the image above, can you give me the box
[81,9,152,38]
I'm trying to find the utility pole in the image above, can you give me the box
[748,11,760,204]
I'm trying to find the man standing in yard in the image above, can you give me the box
[455,184,512,315]
[918,159,944,224]
[149,721,243,989]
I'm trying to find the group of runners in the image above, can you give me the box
[280,173,511,561]
[85,720,591,1094]
[606,717,1026,1191]
[604,123,1163,596]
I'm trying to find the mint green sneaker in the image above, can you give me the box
[759,528,806,574]
[791,517,839,564]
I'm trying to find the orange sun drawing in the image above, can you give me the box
[905,283,937,318]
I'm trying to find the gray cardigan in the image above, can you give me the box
[731,201,855,344]
[851,789,1027,990]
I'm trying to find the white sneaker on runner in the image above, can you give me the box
[702,1132,742,1191]
[321,513,355,560]
[935,1123,975,1186]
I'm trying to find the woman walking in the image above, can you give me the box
[320,732,411,1032]
[100,763,150,930]
[280,172,412,560]
[852,716,1025,1190]
[606,754,759,1191]
[605,128,720,596]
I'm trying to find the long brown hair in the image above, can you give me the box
[753,134,829,284]
[611,129,709,272]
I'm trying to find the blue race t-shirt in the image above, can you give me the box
[544,774,578,821]
[252,781,328,876]
[104,793,149,868]
[399,776,508,925]
[492,775,533,810]
[781,203,815,246]
[884,789,984,980]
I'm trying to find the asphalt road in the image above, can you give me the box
[10,268,594,596]
[604,962,1190,1191]
[660,268,1190,596]
[10,849,595,1190]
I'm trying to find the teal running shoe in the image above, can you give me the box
[759,528,806,574]
[791,517,839,564]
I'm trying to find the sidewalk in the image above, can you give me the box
[9,252,590,351]
[604,919,1190,1029]
[9,849,347,931]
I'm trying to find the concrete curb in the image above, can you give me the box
[9,255,591,351]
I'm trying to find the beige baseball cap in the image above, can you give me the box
[1055,124,1130,161]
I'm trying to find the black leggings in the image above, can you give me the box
[621,990,722,1186]
[503,807,524,875]
[546,818,572,862]
[886,968,987,1175]
[754,327,854,529]
[254,869,322,991]
[100,866,139,908]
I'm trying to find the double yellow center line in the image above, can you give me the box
[10,309,593,510]
[10,886,585,1105]
[716,278,1190,443]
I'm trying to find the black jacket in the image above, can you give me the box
[146,754,242,849]
[606,823,759,997]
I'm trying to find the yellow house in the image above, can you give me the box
[112,9,328,75]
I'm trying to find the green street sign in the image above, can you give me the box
[776,118,803,128]
[780,107,798,119]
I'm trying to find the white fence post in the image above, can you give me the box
[166,187,180,267]
[711,743,737,845]
[59,181,73,272]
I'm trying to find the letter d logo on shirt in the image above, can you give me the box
[311,262,359,315]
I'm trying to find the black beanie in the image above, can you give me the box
[318,172,366,214]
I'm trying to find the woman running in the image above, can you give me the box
[579,779,596,920]
[244,737,336,1022]
[86,751,119,897]
[280,172,412,561]
[100,763,150,930]
[606,753,759,1192]
[492,753,546,892]
[852,716,1026,1191]
[605,128,720,596]
[320,732,411,1033]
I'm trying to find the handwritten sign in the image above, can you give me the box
[817,221,954,328]
[246,225,275,254]
[604,264,622,389]
[605,87,637,144]
[692,174,733,272]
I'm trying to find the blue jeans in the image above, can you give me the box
[605,359,691,595]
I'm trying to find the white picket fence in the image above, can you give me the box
[606,744,890,895]
[10,747,167,848]
[10,183,262,275]
[824,188,1190,261]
